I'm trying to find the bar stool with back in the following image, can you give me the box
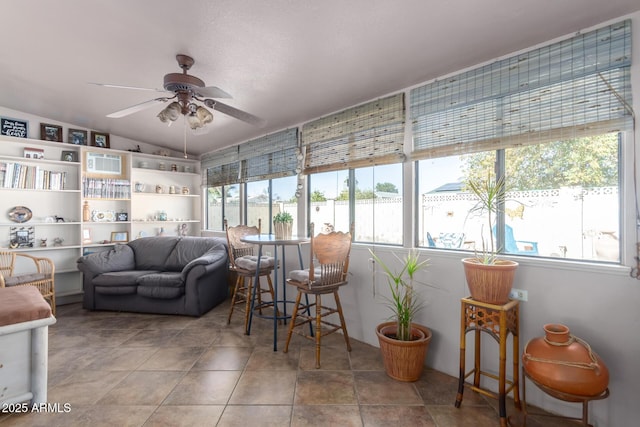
[225,219,277,332]
[284,222,354,368]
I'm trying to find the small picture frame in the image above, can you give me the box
[116,212,128,222]
[68,128,88,145]
[1,117,28,138]
[110,231,129,243]
[91,131,110,148]
[61,150,78,162]
[24,147,45,159]
[82,228,92,244]
[10,226,35,248]
[40,123,63,142]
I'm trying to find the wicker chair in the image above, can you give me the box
[284,222,353,368]
[0,252,56,315]
[225,219,277,332]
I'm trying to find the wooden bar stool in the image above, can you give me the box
[455,296,520,427]
[224,219,277,333]
[283,222,353,368]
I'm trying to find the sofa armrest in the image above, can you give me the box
[77,244,136,275]
[181,249,228,281]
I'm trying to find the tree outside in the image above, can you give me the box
[462,134,619,190]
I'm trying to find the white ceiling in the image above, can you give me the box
[2,0,639,157]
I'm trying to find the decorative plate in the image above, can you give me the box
[8,206,32,223]
[91,210,116,222]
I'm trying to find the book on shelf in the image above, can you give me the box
[0,161,67,190]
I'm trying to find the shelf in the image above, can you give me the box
[83,243,116,248]
[1,244,82,252]
[0,188,80,193]
[83,197,131,201]
[0,135,201,304]
[133,192,199,198]
[0,154,81,167]
[83,221,131,225]
[0,221,81,226]
[132,220,199,224]
[132,167,198,176]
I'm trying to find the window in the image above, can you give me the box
[354,164,403,244]
[503,134,620,261]
[309,170,350,234]
[203,129,298,231]
[206,184,240,231]
[417,155,471,249]
[303,93,406,242]
[418,133,621,262]
[246,176,298,232]
[271,176,298,233]
[412,20,631,263]
[308,164,403,243]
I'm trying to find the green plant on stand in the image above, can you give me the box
[273,211,293,239]
[273,212,293,224]
[369,249,429,341]
[466,172,507,264]
[462,171,519,304]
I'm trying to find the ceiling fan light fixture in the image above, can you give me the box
[186,112,202,130]
[157,101,181,123]
[196,106,213,125]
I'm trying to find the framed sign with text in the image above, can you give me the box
[1,117,28,138]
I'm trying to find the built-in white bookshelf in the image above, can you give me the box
[0,135,201,304]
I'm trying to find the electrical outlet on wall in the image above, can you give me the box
[509,288,528,301]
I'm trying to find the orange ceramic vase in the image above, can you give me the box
[522,324,609,397]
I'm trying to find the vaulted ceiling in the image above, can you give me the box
[2,0,639,156]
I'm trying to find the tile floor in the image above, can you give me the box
[1,301,579,426]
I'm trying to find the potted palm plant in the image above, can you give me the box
[369,248,432,382]
[462,172,518,304]
[273,211,293,239]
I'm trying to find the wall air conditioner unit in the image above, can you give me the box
[86,152,122,175]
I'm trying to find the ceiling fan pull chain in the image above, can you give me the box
[183,117,188,159]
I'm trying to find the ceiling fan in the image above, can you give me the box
[94,54,265,128]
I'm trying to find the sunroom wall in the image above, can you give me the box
[201,12,640,426]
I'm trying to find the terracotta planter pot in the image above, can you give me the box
[376,321,432,382]
[461,258,518,304]
[523,324,609,397]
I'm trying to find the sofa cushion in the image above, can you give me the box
[128,237,180,271]
[137,272,185,299]
[95,285,137,295]
[78,244,135,274]
[93,270,160,287]
[165,237,227,271]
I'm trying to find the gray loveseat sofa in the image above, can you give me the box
[78,236,229,316]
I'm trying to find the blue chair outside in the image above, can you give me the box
[493,224,538,255]
[427,232,436,247]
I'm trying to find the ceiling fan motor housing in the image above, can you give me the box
[163,73,206,93]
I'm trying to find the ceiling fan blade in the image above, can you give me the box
[89,82,167,93]
[206,100,266,126]
[106,98,169,118]
[194,86,233,99]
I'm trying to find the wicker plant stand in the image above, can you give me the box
[455,296,520,427]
